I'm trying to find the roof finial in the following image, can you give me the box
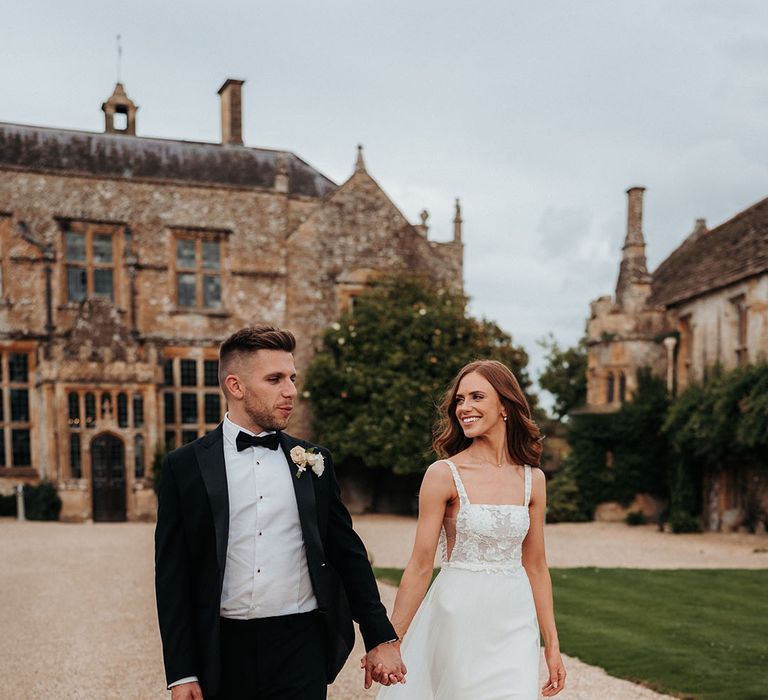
[355,144,367,173]
[116,34,123,83]
[453,197,463,242]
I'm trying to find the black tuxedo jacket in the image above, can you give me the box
[155,426,395,696]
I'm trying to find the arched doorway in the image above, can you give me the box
[91,433,126,522]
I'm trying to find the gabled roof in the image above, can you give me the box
[650,196,768,306]
[0,122,337,197]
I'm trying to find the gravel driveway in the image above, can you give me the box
[1,517,765,699]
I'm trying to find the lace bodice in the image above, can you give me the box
[438,460,531,574]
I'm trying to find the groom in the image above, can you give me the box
[155,326,405,699]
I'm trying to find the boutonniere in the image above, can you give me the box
[289,446,325,479]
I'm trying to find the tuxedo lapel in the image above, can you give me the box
[280,433,324,557]
[194,425,229,581]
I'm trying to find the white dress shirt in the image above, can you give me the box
[170,415,318,689]
[220,413,318,618]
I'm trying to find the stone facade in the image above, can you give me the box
[586,187,768,528]
[0,79,463,521]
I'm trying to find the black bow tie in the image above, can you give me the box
[236,431,280,452]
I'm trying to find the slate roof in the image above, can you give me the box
[0,122,337,198]
[650,196,768,307]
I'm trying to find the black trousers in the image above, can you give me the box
[214,611,327,700]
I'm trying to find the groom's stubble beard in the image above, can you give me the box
[243,386,291,432]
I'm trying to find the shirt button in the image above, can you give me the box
[259,496,263,500]
[257,569,261,573]
[256,461,260,465]
[259,531,262,536]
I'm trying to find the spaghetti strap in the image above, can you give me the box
[523,465,532,507]
[444,460,470,506]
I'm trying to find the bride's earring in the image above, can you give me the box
[502,414,507,422]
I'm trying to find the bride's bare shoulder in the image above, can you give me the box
[421,459,456,494]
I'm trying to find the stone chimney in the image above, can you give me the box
[625,186,645,248]
[615,186,652,310]
[690,218,708,243]
[218,79,245,146]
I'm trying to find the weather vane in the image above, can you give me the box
[116,34,123,83]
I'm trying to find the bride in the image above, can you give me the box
[369,359,565,698]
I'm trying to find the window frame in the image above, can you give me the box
[161,348,224,448]
[730,294,748,367]
[60,221,124,306]
[170,229,227,311]
[0,346,35,473]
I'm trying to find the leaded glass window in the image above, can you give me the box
[173,232,224,309]
[133,394,144,428]
[63,224,120,304]
[163,353,223,447]
[0,351,33,469]
[117,393,128,428]
[204,360,219,387]
[134,434,145,479]
[70,434,82,479]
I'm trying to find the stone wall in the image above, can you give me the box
[670,275,768,391]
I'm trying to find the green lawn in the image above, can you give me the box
[373,567,768,700]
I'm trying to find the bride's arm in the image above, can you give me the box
[389,461,454,639]
[522,468,566,696]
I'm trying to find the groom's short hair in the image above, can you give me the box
[218,326,296,391]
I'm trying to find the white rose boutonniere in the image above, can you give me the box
[290,446,325,478]
[306,451,325,477]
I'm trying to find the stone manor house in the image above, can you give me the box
[0,79,463,521]
[586,187,767,529]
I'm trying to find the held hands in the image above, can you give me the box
[360,640,407,689]
[170,681,203,700]
[541,646,566,697]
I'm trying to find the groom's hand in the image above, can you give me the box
[171,681,203,700]
[361,641,407,689]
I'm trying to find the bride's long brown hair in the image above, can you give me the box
[432,360,542,466]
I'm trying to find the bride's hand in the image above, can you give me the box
[541,646,566,696]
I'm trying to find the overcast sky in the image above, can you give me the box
[2,1,767,403]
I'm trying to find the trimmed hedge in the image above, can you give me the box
[0,481,62,520]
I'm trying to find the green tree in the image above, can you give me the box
[305,273,533,475]
[538,334,587,420]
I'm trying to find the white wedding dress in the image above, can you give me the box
[378,460,540,699]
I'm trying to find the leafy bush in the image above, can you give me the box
[546,465,589,523]
[0,492,16,516]
[625,510,646,526]
[23,480,62,521]
[668,511,701,533]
